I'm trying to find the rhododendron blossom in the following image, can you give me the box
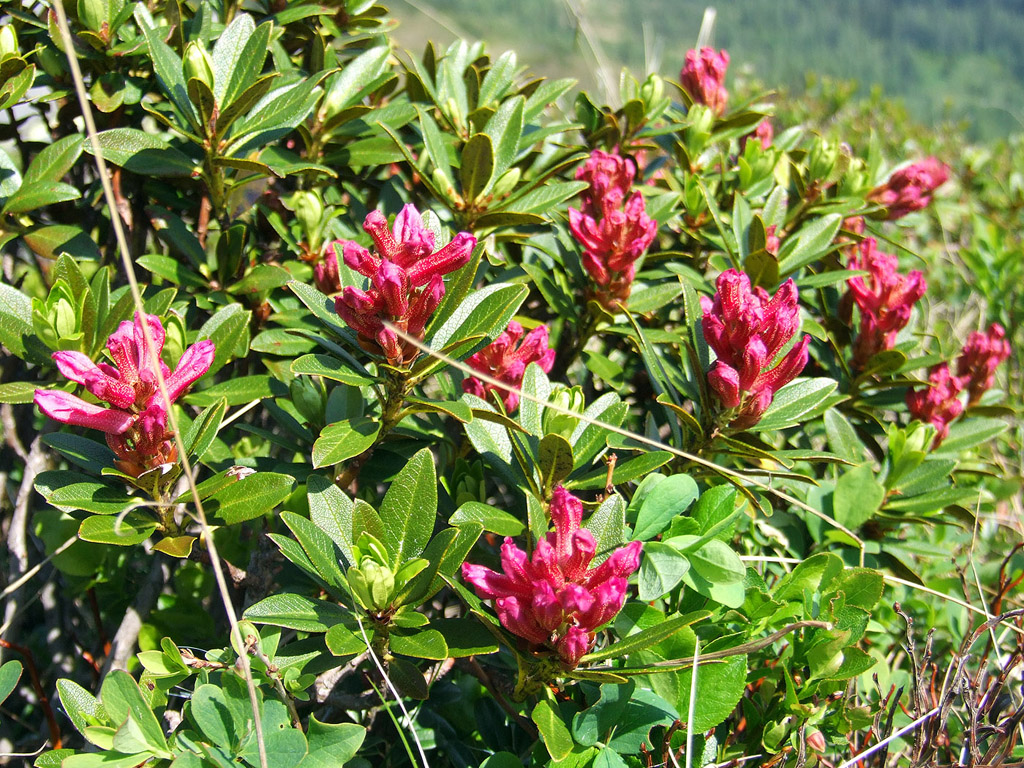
[313,250,341,295]
[846,238,927,368]
[461,486,642,668]
[869,157,950,219]
[568,150,658,307]
[34,313,215,477]
[332,205,476,366]
[701,269,810,429]
[906,363,964,445]
[680,47,730,115]
[462,321,556,412]
[956,322,1011,405]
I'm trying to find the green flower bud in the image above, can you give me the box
[640,73,664,107]
[490,167,521,200]
[432,168,459,202]
[347,566,374,610]
[183,42,214,89]
[230,620,260,656]
[0,26,18,60]
[53,297,78,339]
[544,386,586,440]
[361,560,395,610]
[289,191,325,247]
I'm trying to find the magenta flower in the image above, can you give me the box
[461,486,642,669]
[869,157,950,220]
[847,239,927,368]
[741,119,774,152]
[569,151,658,307]
[34,312,215,477]
[906,363,964,446]
[701,269,810,429]
[680,47,730,115]
[332,205,476,366]
[956,322,1011,405]
[313,250,341,295]
[462,321,556,413]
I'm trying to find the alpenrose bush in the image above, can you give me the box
[0,4,1017,767]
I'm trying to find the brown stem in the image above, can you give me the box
[0,638,62,749]
[197,195,212,249]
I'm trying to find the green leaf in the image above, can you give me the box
[185,375,287,406]
[291,353,374,387]
[90,128,195,176]
[0,381,37,404]
[379,447,437,562]
[244,594,350,633]
[934,417,1008,455]
[204,472,295,524]
[0,283,34,359]
[227,264,292,296]
[683,538,746,585]
[191,682,248,749]
[251,328,318,356]
[833,464,885,528]
[827,568,884,611]
[484,95,524,180]
[136,253,207,288]
[301,718,365,768]
[538,433,574,492]
[824,409,868,463]
[99,670,169,753]
[281,511,348,597]
[586,494,626,561]
[569,450,673,491]
[627,282,682,314]
[23,135,84,185]
[325,623,367,657]
[58,678,105,735]
[312,417,380,469]
[675,652,747,732]
[638,542,690,601]
[426,283,528,367]
[753,377,840,431]
[460,132,495,202]
[0,660,22,707]
[390,628,448,659]
[432,617,500,657]
[42,433,116,474]
[2,181,80,214]
[449,501,524,536]
[633,474,698,541]
[884,486,978,514]
[23,225,101,262]
[824,646,877,681]
[582,613,702,664]
[211,13,255,104]
[182,398,227,461]
[197,303,251,376]
[35,471,141,515]
[777,214,842,275]
[532,699,574,761]
[78,513,158,546]
[419,110,453,183]
[387,656,428,700]
[307,474,355,566]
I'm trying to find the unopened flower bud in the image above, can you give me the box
[183,42,214,88]
[490,167,521,199]
[805,729,827,754]
[290,191,324,239]
[544,386,586,439]
[0,26,18,59]
[640,73,664,107]
[230,620,260,657]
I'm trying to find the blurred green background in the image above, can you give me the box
[391,0,1024,140]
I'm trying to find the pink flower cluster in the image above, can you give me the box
[462,321,556,413]
[332,205,477,366]
[679,47,730,115]
[568,150,658,307]
[906,323,1010,445]
[847,239,927,368]
[462,486,642,668]
[869,157,950,220]
[957,323,1011,405]
[34,313,215,477]
[701,269,810,429]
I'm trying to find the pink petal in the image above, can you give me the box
[34,390,134,435]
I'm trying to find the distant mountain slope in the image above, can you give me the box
[391,0,1024,138]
